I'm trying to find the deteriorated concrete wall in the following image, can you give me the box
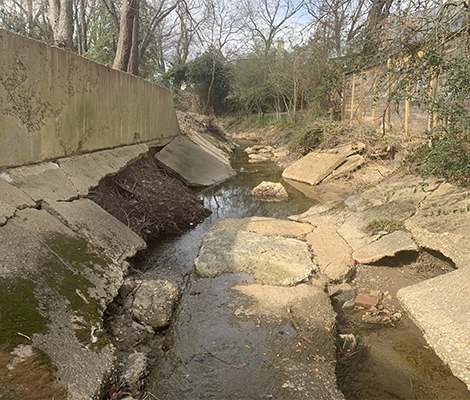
[0,29,180,169]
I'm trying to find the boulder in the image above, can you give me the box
[250,181,289,202]
[130,280,179,328]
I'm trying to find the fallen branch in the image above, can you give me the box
[286,306,313,344]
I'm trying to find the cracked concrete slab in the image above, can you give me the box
[323,155,364,182]
[149,273,344,399]
[195,230,317,286]
[156,135,236,187]
[43,198,146,263]
[282,152,347,186]
[405,183,470,269]
[398,267,470,390]
[0,208,122,399]
[5,162,78,202]
[352,230,419,264]
[58,144,149,196]
[305,223,354,282]
[0,178,35,225]
[206,217,314,239]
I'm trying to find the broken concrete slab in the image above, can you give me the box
[352,231,418,264]
[288,201,345,226]
[284,178,356,202]
[360,175,441,207]
[250,181,289,202]
[187,131,235,167]
[195,230,317,286]
[0,208,122,399]
[398,267,470,390]
[42,198,146,263]
[405,183,470,269]
[324,142,366,156]
[323,155,364,182]
[58,144,148,196]
[148,273,345,399]
[305,223,354,282]
[282,152,347,186]
[5,162,78,202]
[338,200,416,252]
[0,177,35,225]
[155,135,236,187]
[207,216,314,239]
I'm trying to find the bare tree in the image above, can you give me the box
[304,0,368,56]
[199,0,243,113]
[243,0,305,55]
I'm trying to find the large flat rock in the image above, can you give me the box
[0,177,35,225]
[282,152,347,186]
[398,267,470,389]
[206,216,314,239]
[405,183,470,269]
[58,144,148,196]
[195,230,317,286]
[306,223,353,282]
[0,208,122,399]
[43,198,146,263]
[155,135,236,187]
[352,230,418,264]
[5,162,78,201]
[148,273,344,399]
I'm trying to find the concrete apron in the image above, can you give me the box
[0,144,149,399]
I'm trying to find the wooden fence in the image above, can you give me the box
[341,61,432,136]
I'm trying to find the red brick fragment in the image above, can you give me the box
[354,294,380,308]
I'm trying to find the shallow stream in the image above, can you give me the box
[143,146,470,399]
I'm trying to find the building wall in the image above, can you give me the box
[0,29,180,169]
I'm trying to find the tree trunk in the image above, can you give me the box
[127,1,140,75]
[48,0,74,50]
[113,0,139,73]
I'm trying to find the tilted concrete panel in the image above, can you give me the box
[0,28,180,169]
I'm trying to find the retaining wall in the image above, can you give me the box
[0,28,180,169]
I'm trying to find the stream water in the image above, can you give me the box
[142,146,470,399]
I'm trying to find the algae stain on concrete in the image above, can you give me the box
[0,278,50,348]
[40,233,112,351]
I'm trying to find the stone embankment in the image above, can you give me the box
[0,125,236,399]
